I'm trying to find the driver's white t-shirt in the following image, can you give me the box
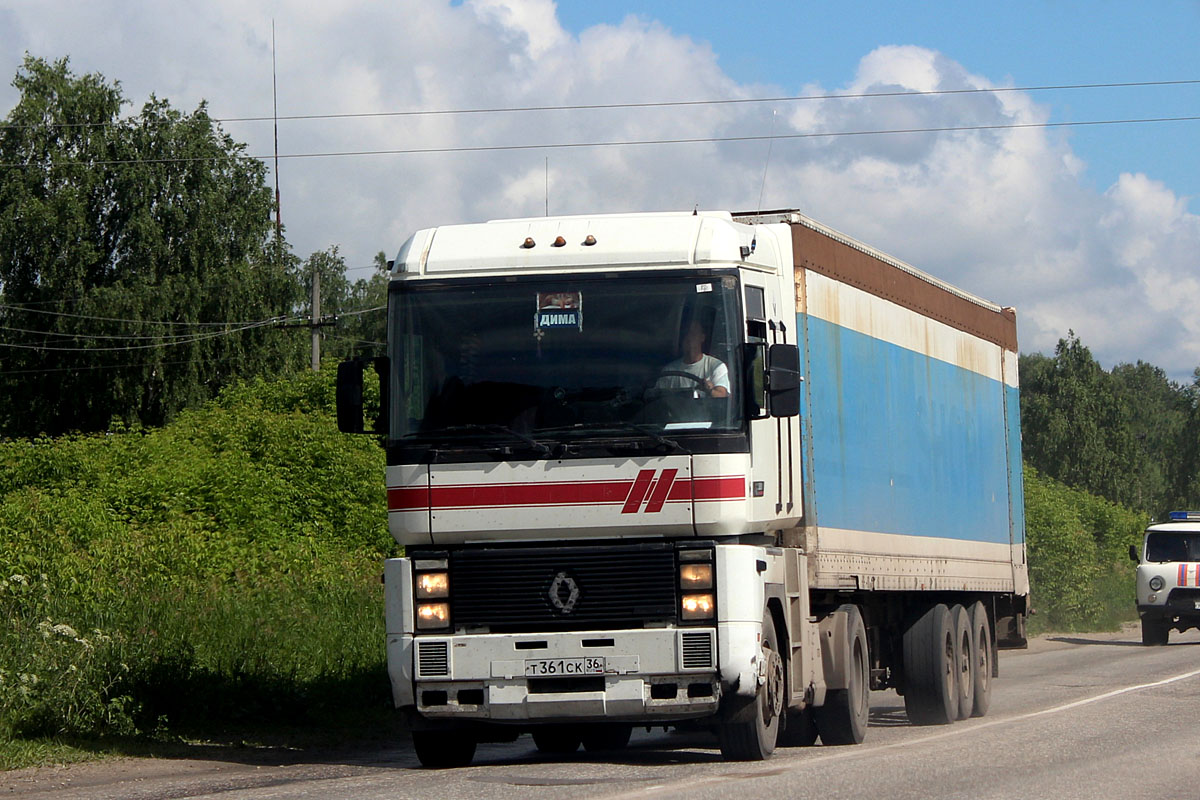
[658,354,730,395]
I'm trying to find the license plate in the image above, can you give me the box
[524,657,606,677]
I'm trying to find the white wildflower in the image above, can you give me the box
[51,623,79,638]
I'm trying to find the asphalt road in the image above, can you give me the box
[8,627,1200,800]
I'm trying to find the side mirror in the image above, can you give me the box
[337,357,389,435]
[1129,544,1140,563]
[767,343,802,418]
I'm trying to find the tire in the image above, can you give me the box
[412,730,477,769]
[902,603,959,725]
[778,708,819,747]
[969,601,992,717]
[952,605,975,721]
[580,724,633,752]
[532,725,582,754]
[813,604,870,745]
[718,611,783,761]
[1141,613,1170,646]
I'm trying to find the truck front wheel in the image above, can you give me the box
[718,612,783,760]
[412,730,477,769]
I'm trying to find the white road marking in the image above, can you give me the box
[599,665,1200,799]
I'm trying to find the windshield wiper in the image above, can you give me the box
[533,421,688,453]
[597,422,688,454]
[407,424,552,456]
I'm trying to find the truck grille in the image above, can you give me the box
[448,543,678,632]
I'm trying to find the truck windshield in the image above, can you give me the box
[1145,532,1200,562]
[388,272,743,442]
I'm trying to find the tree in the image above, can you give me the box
[296,247,388,363]
[1020,333,1197,517]
[1019,333,1134,508]
[0,56,304,436]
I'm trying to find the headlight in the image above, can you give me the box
[680,563,713,590]
[416,571,449,599]
[681,593,715,621]
[416,602,451,630]
[1149,575,1165,591]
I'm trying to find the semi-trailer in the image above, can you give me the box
[337,209,1029,767]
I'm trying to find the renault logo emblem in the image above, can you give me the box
[548,571,580,614]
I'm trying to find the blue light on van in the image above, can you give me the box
[1168,511,1200,520]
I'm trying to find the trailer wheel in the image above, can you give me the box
[969,601,992,717]
[532,725,582,754]
[412,730,477,769]
[718,612,782,761]
[580,724,633,752]
[903,603,959,725]
[1141,613,1170,646]
[814,604,870,745]
[952,605,975,721]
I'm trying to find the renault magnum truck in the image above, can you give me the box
[337,209,1029,768]
[1132,511,1200,645]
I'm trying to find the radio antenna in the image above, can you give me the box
[756,109,777,212]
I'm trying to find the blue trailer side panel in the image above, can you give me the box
[799,313,1014,545]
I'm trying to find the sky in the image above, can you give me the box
[2,0,1199,379]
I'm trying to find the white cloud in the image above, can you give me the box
[1,5,1198,378]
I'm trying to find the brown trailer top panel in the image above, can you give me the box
[788,221,1017,352]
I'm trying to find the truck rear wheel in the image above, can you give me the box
[969,601,992,717]
[903,603,959,725]
[814,604,870,745]
[412,730,477,769]
[778,708,819,747]
[532,725,582,754]
[580,724,633,752]
[718,612,782,761]
[952,605,975,721]
[1141,613,1170,646]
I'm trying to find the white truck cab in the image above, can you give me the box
[1131,511,1200,645]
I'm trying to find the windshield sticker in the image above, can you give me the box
[536,291,583,331]
[696,283,713,293]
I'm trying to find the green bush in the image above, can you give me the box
[0,366,392,742]
[1024,466,1147,633]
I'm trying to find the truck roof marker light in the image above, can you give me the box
[522,237,536,249]
[552,236,566,247]
[1168,511,1200,520]
[582,235,597,246]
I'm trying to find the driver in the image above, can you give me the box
[657,317,730,397]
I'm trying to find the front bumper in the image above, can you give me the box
[392,627,720,722]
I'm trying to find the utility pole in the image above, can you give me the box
[311,264,320,371]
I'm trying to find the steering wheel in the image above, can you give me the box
[655,370,713,394]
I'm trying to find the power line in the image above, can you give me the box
[0,303,385,349]
[2,78,1197,131]
[0,354,247,376]
[0,302,301,327]
[0,320,278,352]
[2,113,1198,169]
[0,323,261,342]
